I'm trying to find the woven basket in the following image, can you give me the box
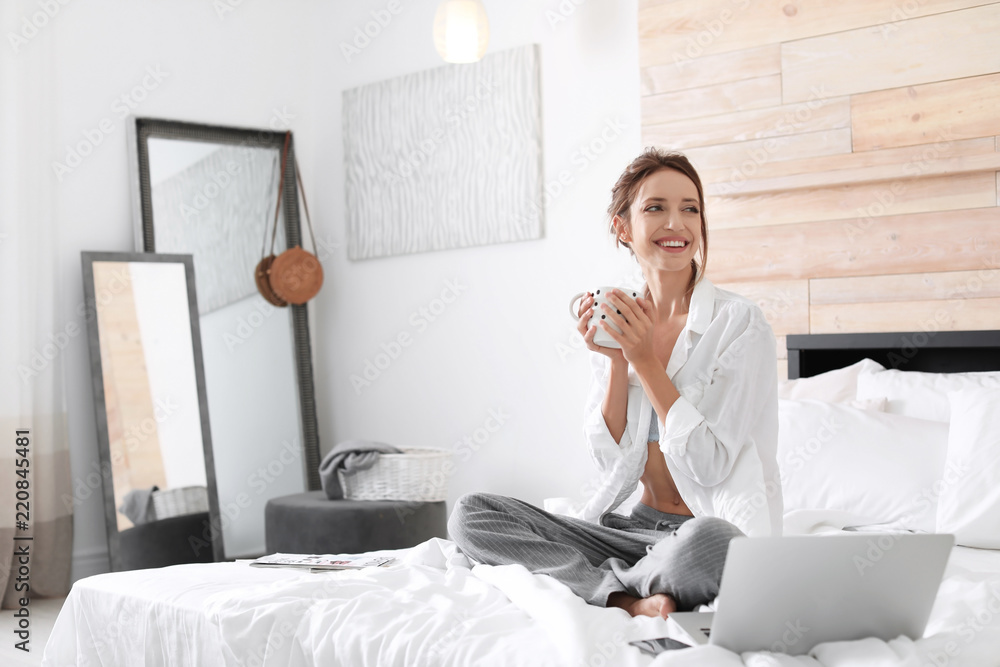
[152,485,209,519]
[340,447,453,502]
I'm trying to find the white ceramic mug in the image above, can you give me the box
[568,286,640,349]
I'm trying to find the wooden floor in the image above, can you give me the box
[0,597,67,666]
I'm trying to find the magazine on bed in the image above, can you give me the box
[249,553,396,571]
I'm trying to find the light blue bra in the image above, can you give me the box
[647,408,660,443]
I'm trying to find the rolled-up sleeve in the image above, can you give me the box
[660,309,777,487]
[583,352,630,471]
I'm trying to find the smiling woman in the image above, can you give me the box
[447,147,780,621]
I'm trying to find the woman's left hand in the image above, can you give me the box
[599,289,657,368]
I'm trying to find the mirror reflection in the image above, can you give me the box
[146,137,284,314]
[93,260,209,532]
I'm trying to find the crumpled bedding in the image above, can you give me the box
[42,535,1000,666]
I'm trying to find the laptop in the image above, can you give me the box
[646,533,953,656]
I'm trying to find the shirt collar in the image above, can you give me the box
[686,277,715,335]
[667,278,714,375]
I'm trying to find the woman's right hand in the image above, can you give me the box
[576,293,627,364]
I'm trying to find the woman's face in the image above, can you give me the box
[618,168,703,275]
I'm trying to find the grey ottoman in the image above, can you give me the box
[264,491,448,555]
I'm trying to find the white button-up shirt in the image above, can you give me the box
[572,278,782,537]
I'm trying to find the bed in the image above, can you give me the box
[43,331,1000,666]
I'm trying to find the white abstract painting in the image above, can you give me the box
[343,44,543,260]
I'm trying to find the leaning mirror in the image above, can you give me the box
[82,251,224,570]
[127,117,321,560]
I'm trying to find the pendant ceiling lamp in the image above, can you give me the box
[433,0,490,64]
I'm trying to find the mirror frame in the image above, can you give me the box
[81,251,225,569]
[126,117,322,496]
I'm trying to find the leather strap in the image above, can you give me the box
[294,155,318,254]
[267,131,292,258]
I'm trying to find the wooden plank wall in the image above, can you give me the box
[638,0,1000,379]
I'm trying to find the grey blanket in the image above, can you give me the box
[119,485,159,524]
[319,440,402,500]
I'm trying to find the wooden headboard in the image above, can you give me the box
[785,330,1000,379]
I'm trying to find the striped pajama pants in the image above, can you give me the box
[447,492,744,610]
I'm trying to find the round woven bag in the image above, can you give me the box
[269,246,324,305]
[254,254,288,307]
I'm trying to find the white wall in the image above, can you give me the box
[41,0,641,580]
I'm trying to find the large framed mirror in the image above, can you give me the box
[127,117,321,560]
[82,251,224,570]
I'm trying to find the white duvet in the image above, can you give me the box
[43,535,1000,667]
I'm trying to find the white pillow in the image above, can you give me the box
[778,399,948,532]
[778,358,885,403]
[856,368,1000,423]
[936,388,1000,548]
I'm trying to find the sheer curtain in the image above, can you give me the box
[0,0,74,606]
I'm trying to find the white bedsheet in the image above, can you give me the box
[42,537,1000,667]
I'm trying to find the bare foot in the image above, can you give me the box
[607,592,676,619]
